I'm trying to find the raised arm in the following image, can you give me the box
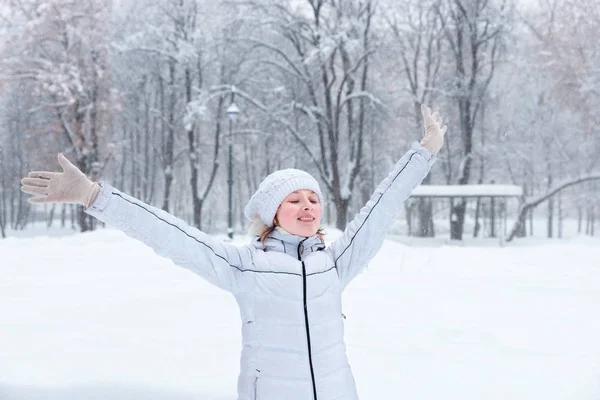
[327,105,446,289]
[21,154,247,294]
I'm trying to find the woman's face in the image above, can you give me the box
[275,190,322,237]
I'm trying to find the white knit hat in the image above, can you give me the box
[244,169,323,235]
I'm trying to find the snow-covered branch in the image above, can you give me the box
[507,174,600,241]
[338,91,384,110]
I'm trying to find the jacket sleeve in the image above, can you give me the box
[85,183,248,294]
[326,142,435,289]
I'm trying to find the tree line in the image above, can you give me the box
[0,0,598,240]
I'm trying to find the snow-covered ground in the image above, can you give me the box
[1,226,599,399]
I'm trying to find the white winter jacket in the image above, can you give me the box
[85,142,435,400]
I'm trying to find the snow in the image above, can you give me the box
[1,227,600,400]
[411,184,523,197]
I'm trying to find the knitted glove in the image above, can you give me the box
[21,153,100,208]
[420,104,447,157]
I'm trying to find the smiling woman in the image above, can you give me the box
[244,169,325,241]
[275,190,323,237]
[20,104,446,400]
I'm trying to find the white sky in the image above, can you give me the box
[1,227,599,399]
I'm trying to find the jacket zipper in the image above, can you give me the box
[254,369,260,400]
[298,239,318,400]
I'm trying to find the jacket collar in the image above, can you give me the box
[252,229,325,259]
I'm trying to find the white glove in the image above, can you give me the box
[420,104,447,157]
[21,153,100,208]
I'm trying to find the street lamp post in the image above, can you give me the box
[226,92,240,239]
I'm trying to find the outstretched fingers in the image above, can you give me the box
[21,184,49,197]
[21,154,73,205]
[28,171,57,180]
[21,175,53,202]
[421,104,432,119]
[27,196,50,204]
[21,177,50,187]
[422,105,444,127]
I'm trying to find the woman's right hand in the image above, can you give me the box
[21,153,100,208]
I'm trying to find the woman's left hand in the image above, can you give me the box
[420,104,447,157]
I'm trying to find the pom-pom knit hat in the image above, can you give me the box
[244,169,323,236]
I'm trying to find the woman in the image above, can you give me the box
[21,104,446,400]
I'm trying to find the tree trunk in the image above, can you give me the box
[184,67,202,228]
[117,128,127,194]
[197,198,205,232]
[134,85,142,200]
[490,196,496,238]
[503,200,508,238]
[417,174,435,237]
[558,191,563,239]
[128,125,135,194]
[46,205,55,228]
[18,203,30,230]
[405,202,413,236]
[473,189,482,238]
[547,174,553,238]
[585,205,594,236]
[417,198,435,237]
[61,204,67,228]
[162,59,177,212]
[0,148,6,239]
[14,158,27,230]
[0,212,5,238]
[143,75,152,202]
[76,156,92,232]
[70,204,76,230]
[450,199,467,240]
[0,202,5,238]
[0,191,5,238]
[334,197,350,230]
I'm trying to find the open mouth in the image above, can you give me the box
[298,217,315,222]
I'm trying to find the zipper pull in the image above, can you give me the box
[297,239,306,260]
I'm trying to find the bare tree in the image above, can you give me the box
[509,0,600,238]
[238,0,379,229]
[386,0,445,236]
[438,0,510,240]
[116,0,188,213]
[3,0,116,231]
